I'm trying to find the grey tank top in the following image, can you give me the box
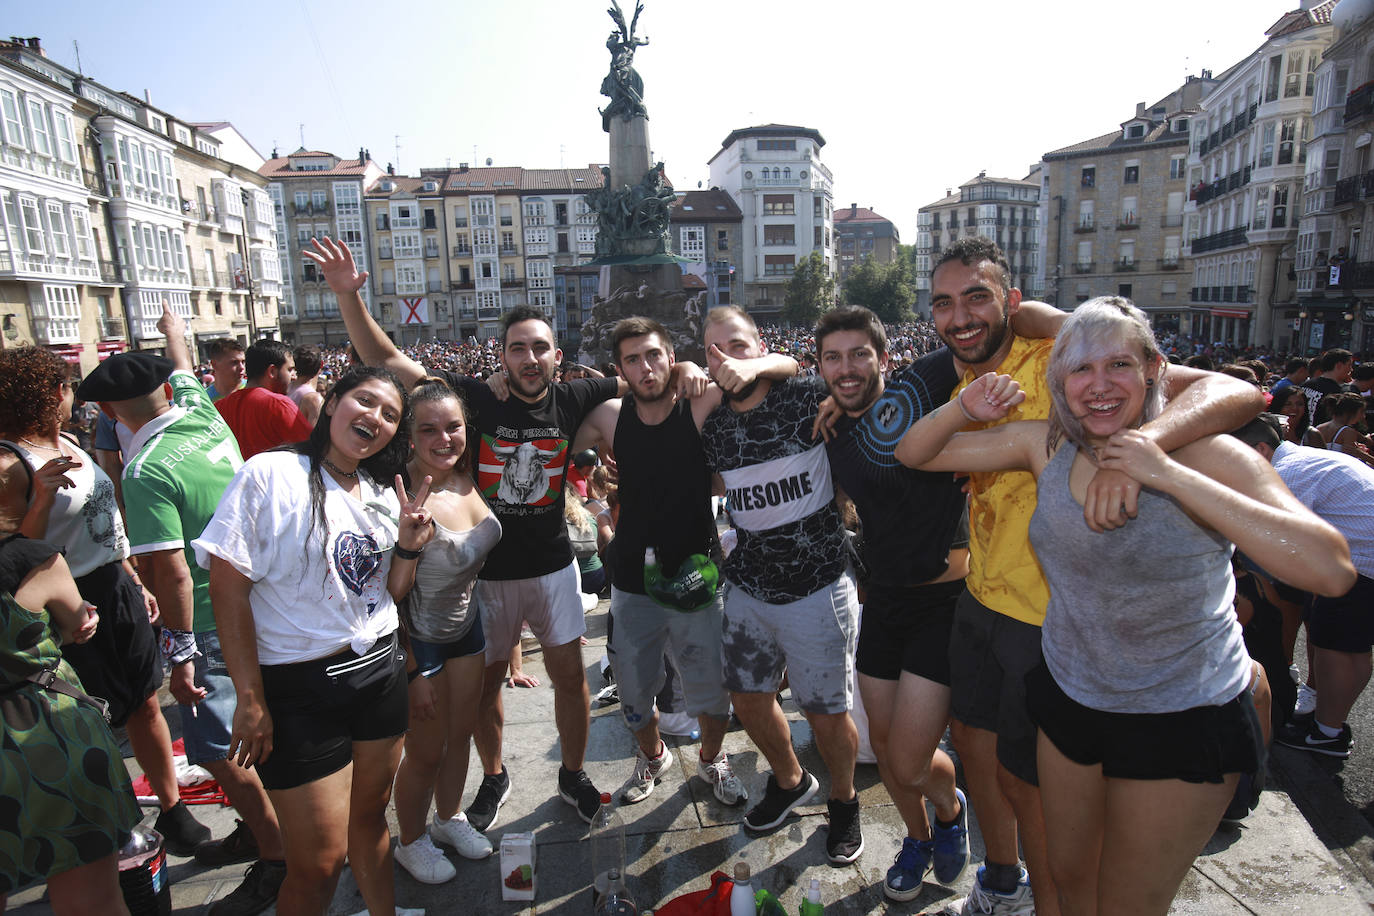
[401,513,502,643]
[1028,444,1250,714]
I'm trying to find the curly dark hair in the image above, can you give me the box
[932,236,1012,294]
[0,347,71,437]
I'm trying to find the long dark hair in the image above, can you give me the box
[1269,386,1310,441]
[292,365,410,551]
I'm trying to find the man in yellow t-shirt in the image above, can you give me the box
[929,237,1264,916]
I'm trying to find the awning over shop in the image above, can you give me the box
[1209,309,1251,319]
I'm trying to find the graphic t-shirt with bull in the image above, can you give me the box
[701,376,848,603]
[436,372,618,580]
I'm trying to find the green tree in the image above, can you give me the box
[843,256,915,323]
[782,251,835,326]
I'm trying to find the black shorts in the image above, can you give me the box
[1026,662,1264,783]
[856,578,963,684]
[948,589,1043,786]
[1307,574,1374,652]
[256,633,408,791]
[64,561,162,728]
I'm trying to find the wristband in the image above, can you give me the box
[407,667,423,683]
[159,627,199,666]
[955,387,979,423]
[394,543,424,560]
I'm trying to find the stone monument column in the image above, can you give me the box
[578,0,707,366]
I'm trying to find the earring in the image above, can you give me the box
[1146,378,1155,387]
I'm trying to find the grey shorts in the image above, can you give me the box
[720,572,859,715]
[608,588,731,731]
[948,589,1044,786]
[476,561,586,664]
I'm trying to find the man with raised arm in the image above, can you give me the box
[306,238,702,828]
[75,306,286,916]
[569,316,795,810]
[898,237,1262,916]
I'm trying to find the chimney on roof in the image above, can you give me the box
[1202,68,1212,80]
[272,147,278,158]
[144,89,151,104]
[387,163,394,176]
[359,147,364,162]
[979,170,986,178]
[365,149,371,161]
[459,163,469,172]
[25,37,42,55]
[1135,101,1147,119]
[850,202,857,211]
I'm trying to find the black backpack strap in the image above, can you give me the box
[0,441,32,503]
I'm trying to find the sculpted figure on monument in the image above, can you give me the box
[600,0,649,131]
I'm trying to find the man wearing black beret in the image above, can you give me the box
[80,307,287,914]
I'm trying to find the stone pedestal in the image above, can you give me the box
[609,116,652,188]
[579,262,707,368]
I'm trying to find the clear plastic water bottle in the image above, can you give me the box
[596,868,638,915]
[591,792,627,907]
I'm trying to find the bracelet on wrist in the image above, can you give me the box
[159,627,198,666]
[407,667,422,683]
[394,543,424,560]
[955,387,979,423]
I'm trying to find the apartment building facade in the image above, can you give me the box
[915,171,1042,316]
[668,188,742,311]
[707,125,834,322]
[1042,77,1208,330]
[833,204,900,285]
[1295,1,1374,354]
[262,148,385,347]
[1184,2,1335,347]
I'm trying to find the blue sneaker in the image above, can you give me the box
[884,836,934,902]
[932,787,970,884]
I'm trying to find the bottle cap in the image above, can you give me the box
[600,792,612,805]
[644,547,657,564]
[733,862,750,881]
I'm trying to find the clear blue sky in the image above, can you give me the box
[10,0,1301,239]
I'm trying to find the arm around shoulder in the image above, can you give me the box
[1147,366,1264,452]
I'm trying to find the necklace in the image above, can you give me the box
[321,456,359,480]
[18,436,62,453]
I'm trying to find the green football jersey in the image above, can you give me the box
[123,370,243,632]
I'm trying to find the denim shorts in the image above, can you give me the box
[410,617,486,679]
[178,630,236,767]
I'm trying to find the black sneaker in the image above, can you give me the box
[155,801,212,856]
[1276,719,1353,758]
[825,795,864,865]
[558,766,603,823]
[195,819,259,867]
[464,765,511,832]
[208,859,286,916]
[743,769,819,833]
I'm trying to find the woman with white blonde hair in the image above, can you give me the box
[897,296,1356,916]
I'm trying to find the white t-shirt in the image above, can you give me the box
[192,450,401,664]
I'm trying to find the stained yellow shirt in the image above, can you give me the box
[952,335,1054,627]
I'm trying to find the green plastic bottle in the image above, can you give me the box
[798,878,823,916]
[754,888,787,916]
[643,548,719,612]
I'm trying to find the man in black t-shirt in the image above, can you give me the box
[698,307,864,866]
[314,237,634,829]
[1303,348,1357,423]
[817,306,970,899]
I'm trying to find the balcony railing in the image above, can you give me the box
[1116,259,1138,272]
[100,317,124,339]
[427,280,443,292]
[1117,216,1139,230]
[451,246,472,257]
[424,245,441,259]
[1344,82,1374,124]
[499,245,519,257]
[1161,215,1183,228]
[1072,262,1095,274]
[380,280,396,294]
[1159,258,1181,270]
[1074,220,1095,233]
[1190,226,1248,254]
[99,259,120,282]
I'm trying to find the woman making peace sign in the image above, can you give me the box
[195,365,431,915]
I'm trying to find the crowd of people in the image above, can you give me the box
[1,231,1372,916]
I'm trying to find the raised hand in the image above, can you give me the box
[394,474,435,553]
[958,372,1024,422]
[707,344,757,394]
[305,237,369,294]
[31,455,80,507]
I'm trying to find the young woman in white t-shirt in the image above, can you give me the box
[198,366,434,915]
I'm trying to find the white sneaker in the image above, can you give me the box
[1295,683,1318,717]
[431,811,493,860]
[622,741,672,804]
[945,865,1034,915]
[392,834,455,885]
[697,750,748,806]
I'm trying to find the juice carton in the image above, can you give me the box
[500,831,537,901]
